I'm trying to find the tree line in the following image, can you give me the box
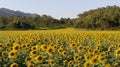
[0,5,120,30]
[74,5,120,30]
[0,15,72,30]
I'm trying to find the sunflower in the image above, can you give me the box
[114,48,120,57]
[21,44,27,49]
[82,46,87,51]
[10,62,18,67]
[118,44,120,48]
[5,43,11,47]
[77,56,82,62]
[93,49,99,55]
[84,61,91,67]
[12,44,20,51]
[58,48,63,54]
[56,39,60,43]
[74,53,79,60]
[72,60,76,65]
[49,59,55,66]
[114,63,118,67]
[84,54,90,60]
[35,45,41,50]
[27,63,34,67]
[69,42,76,48]
[96,45,101,50]
[8,51,17,58]
[68,60,73,65]
[63,60,68,65]
[46,47,55,56]
[2,51,7,57]
[0,43,3,50]
[90,57,98,64]
[41,44,47,51]
[25,56,32,62]
[88,49,93,53]
[96,47,100,50]
[34,55,44,63]
[62,51,67,56]
[98,56,106,62]
[31,46,37,50]
[105,64,111,67]
[108,46,114,51]
[25,43,31,48]
[99,52,106,57]
[53,45,57,49]
[30,50,37,56]
[77,45,83,52]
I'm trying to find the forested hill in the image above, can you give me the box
[0,5,120,30]
[74,5,120,30]
[0,8,38,17]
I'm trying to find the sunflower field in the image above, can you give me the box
[0,28,120,67]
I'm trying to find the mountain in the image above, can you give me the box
[0,8,39,17]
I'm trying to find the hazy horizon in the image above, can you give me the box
[0,0,120,19]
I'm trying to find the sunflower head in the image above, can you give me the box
[49,59,55,66]
[34,55,44,63]
[8,51,17,58]
[70,42,76,48]
[27,63,34,67]
[41,44,47,51]
[25,56,32,62]
[58,48,63,54]
[98,56,106,62]
[93,49,99,55]
[99,52,106,57]
[68,60,73,65]
[114,63,118,67]
[5,43,11,47]
[21,44,27,49]
[114,48,120,57]
[10,62,18,67]
[0,43,3,50]
[31,46,37,50]
[30,50,37,56]
[74,54,79,60]
[12,44,20,51]
[26,43,31,48]
[62,51,67,56]
[84,54,90,60]
[77,45,83,52]
[90,57,98,64]
[105,64,111,67]
[84,61,91,67]
[88,48,93,53]
[2,51,7,57]
[46,47,55,56]
[63,60,68,65]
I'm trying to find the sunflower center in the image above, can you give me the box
[38,56,42,61]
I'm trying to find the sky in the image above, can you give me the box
[0,0,120,19]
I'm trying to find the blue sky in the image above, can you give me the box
[0,0,120,19]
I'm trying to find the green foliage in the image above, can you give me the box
[0,15,68,30]
[0,5,120,30]
[75,5,120,30]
